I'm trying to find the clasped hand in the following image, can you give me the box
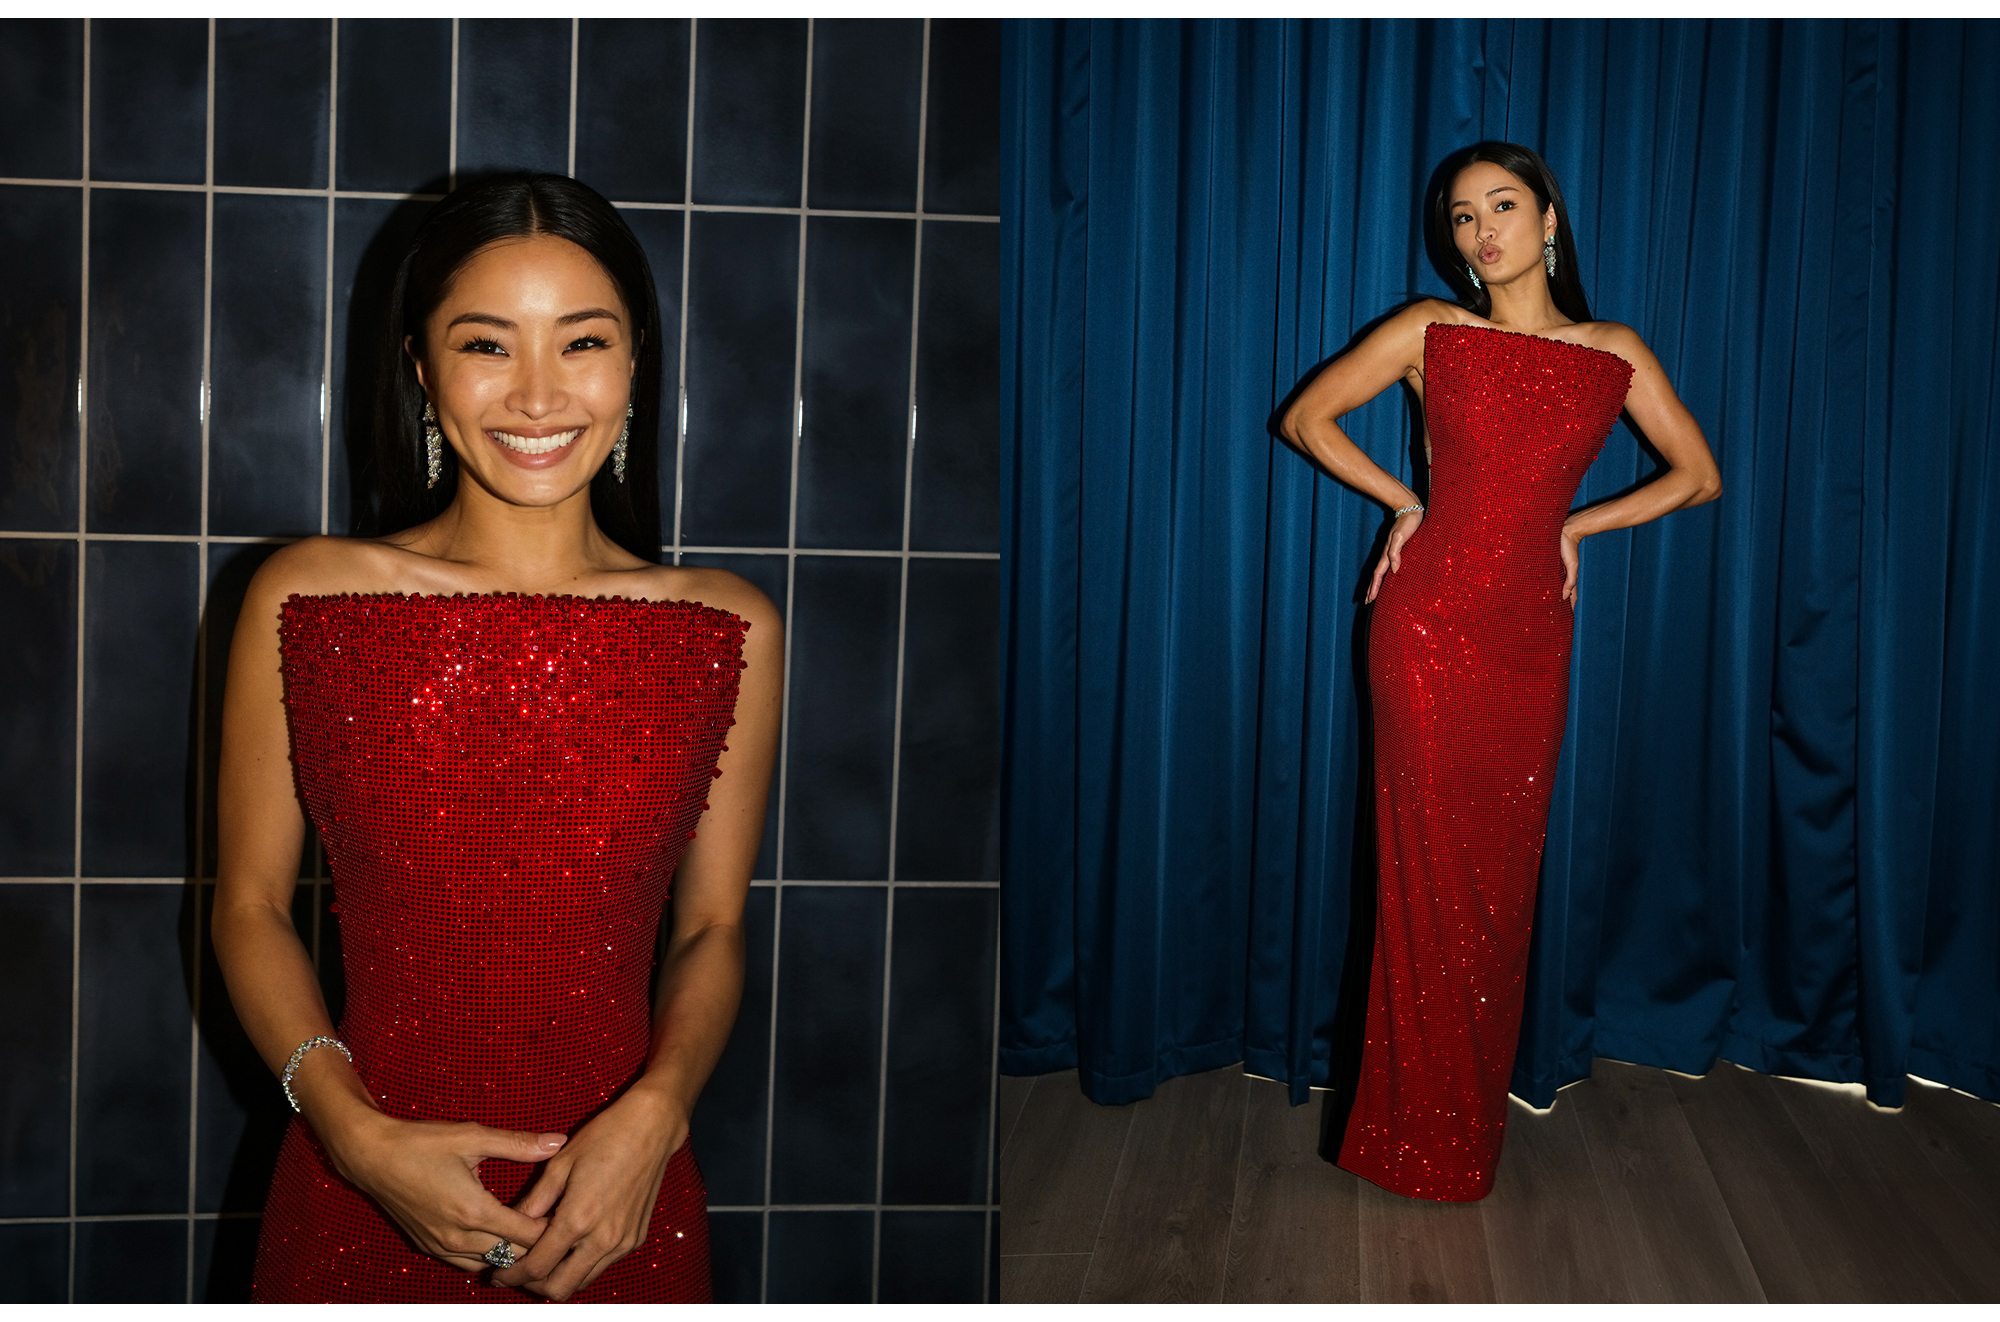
[329,1089,686,1301]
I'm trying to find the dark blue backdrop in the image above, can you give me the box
[999,18,2000,1110]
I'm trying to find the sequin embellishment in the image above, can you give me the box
[250,593,748,1301]
[1336,324,1633,1202]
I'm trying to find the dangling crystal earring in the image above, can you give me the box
[423,401,444,488]
[612,404,630,483]
[1466,264,1482,291]
[1544,235,1557,278]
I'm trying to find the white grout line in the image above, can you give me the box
[0,531,997,558]
[673,21,697,565]
[0,178,997,225]
[321,19,338,540]
[185,22,218,1299]
[566,18,579,178]
[447,19,459,191]
[68,18,92,1305]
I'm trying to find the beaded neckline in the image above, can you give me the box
[284,591,748,626]
[1430,320,1633,371]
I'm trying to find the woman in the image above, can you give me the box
[212,173,782,1299]
[1279,143,1721,1201]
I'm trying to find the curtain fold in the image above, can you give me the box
[1001,18,2000,1108]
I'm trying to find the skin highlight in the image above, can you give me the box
[1279,159,1721,605]
[211,232,783,1301]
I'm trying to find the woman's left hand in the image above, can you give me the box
[1558,521,1583,609]
[489,1086,687,1301]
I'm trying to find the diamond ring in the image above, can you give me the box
[483,1240,518,1270]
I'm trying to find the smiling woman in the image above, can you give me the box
[208,173,784,1302]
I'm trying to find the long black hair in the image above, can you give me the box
[359,172,663,560]
[1426,142,1593,325]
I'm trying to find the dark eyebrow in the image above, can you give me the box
[444,307,623,332]
[1450,185,1523,208]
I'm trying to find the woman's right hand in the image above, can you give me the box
[1366,508,1425,603]
[322,1106,566,1274]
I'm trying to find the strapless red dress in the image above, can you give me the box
[1337,323,1634,1201]
[251,593,748,1301]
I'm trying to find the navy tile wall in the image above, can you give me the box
[1,18,998,1304]
[0,19,83,179]
[457,19,571,178]
[89,19,207,186]
[576,20,690,204]
[214,19,329,190]
[0,542,77,875]
[809,20,923,212]
[210,194,327,538]
[692,19,808,207]
[799,217,916,550]
[335,20,451,194]
[87,189,206,535]
[0,884,72,1217]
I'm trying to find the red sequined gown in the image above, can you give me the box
[1337,323,1633,1201]
[252,593,748,1301]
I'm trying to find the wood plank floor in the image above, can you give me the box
[998,1058,2000,1303]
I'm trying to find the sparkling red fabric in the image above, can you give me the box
[252,593,748,1301]
[1337,324,1633,1201]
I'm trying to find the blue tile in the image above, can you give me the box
[210,194,327,538]
[706,1209,762,1303]
[0,542,77,875]
[192,1216,260,1303]
[620,205,684,547]
[89,19,206,184]
[783,557,898,880]
[798,217,914,551]
[74,1218,187,1303]
[335,19,451,194]
[770,886,884,1204]
[214,19,329,189]
[81,541,199,877]
[690,884,773,1206]
[910,220,999,552]
[681,211,798,548]
[0,1222,70,1303]
[807,20,921,212]
[879,1210,986,1303]
[0,19,83,179]
[882,888,996,1205]
[76,884,193,1214]
[196,885,291,1214]
[0,186,81,532]
[923,20,1000,216]
[766,1209,871,1304]
[0,885,73,1217]
[577,20,689,204]
[456,19,570,178]
[86,188,205,535]
[329,195,430,537]
[691,19,806,208]
[675,553,786,877]
[895,559,1001,879]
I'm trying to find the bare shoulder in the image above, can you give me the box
[1575,321,1661,372]
[623,564,782,637]
[239,536,411,620]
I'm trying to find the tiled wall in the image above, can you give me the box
[0,18,1000,1304]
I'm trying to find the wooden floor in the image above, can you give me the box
[997,1058,2000,1303]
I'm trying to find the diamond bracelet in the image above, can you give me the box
[280,1035,353,1113]
[1392,503,1425,518]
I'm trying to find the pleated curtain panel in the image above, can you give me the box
[999,19,2000,1109]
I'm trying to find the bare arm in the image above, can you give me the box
[1279,302,1442,600]
[210,544,555,1274]
[497,579,784,1301]
[1558,327,1722,602]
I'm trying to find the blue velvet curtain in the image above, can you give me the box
[999,19,2000,1109]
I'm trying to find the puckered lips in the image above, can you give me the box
[486,425,585,471]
